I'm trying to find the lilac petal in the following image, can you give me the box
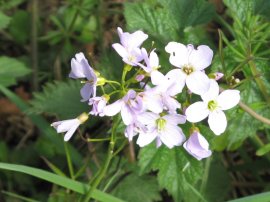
[185,101,209,123]
[51,120,75,133]
[208,110,227,135]
[136,131,157,147]
[64,124,80,141]
[128,30,148,49]
[80,83,93,102]
[103,100,123,116]
[160,125,186,148]
[69,58,86,79]
[183,132,212,160]
[137,112,158,126]
[165,69,186,95]
[112,43,128,59]
[121,105,134,125]
[189,45,213,71]
[165,42,188,68]
[125,124,137,141]
[186,71,210,95]
[163,114,186,125]
[156,137,162,148]
[163,95,181,114]
[201,79,219,102]
[142,91,163,114]
[217,90,240,110]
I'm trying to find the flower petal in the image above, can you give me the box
[201,79,219,102]
[217,90,240,110]
[151,70,164,86]
[103,100,123,116]
[121,105,134,125]
[185,101,209,123]
[136,131,157,147]
[165,42,188,68]
[112,43,128,59]
[186,71,210,95]
[160,125,186,148]
[189,45,213,70]
[80,83,93,102]
[163,114,186,125]
[208,110,227,135]
[165,69,186,95]
[64,124,80,141]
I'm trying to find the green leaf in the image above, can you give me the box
[0,11,11,29]
[9,10,31,44]
[227,191,270,202]
[138,143,203,201]
[124,2,178,41]
[0,162,124,202]
[164,0,215,29]
[0,0,25,10]
[0,56,31,86]
[111,173,161,202]
[256,143,270,156]
[30,80,89,119]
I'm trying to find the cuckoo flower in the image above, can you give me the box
[89,96,107,117]
[165,42,213,95]
[51,113,88,141]
[69,52,97,102]
[185,80,240,135]
[183,131,212,160]
[112,27,148,66]
[103,90,143,125]
[138,48,159,74]
[136,112,186,148]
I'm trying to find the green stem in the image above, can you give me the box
[248,60,270,103]
[64,143,74,179]
[83,116,119,201]
[31,0,39,91]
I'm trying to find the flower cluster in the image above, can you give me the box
[51,27,240,161]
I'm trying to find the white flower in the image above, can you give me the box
[51,113,89,141]
[136,112,186,148]
[112,27,148,66]
[185,80,240,135]
[183,131,212,160]
[165,42,213,95]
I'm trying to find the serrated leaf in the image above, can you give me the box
[0,11,11,29]
[111,173,161,202]
[0,56,31,86]
[124,2,178,41]
[164,0,215,29]
[138,143,203,201]
[30,80,89,119]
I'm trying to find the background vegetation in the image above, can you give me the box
[0,0,270,201]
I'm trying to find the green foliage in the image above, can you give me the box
[8,10,31,44]
[0,56,31,86]
[124,0,215,42]
[111,173,161,202]
[0,162,124,202]
[0,11,11,29]
[139,143,203,201]
[30,80,89,119]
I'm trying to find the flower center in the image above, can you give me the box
[77,112,89,123]
[128,55,136,62]
[207,100,218,111]
[182,64,194,75]
[156,118,167,132]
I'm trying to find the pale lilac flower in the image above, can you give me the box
[103,90,143,125]
[183,131,212,160]
[136,112,186,148]
[165,42,213,95]
[138,48,159,73]
[69,52,97,102]
[185,80,240,135]
[89,96,107,117]
[51,113,89,141]
[112,27,148,66]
